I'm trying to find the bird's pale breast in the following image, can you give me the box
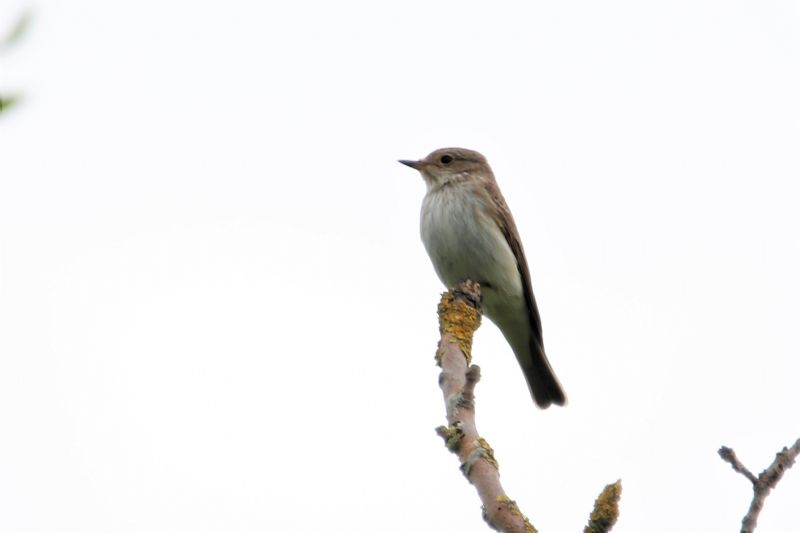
[420,183,524,319]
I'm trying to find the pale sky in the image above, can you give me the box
[1,1,798,532]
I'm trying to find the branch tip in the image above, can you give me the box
[718,445,757,484]
[584,480,622,533]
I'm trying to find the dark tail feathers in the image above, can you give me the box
[524,339,566,409]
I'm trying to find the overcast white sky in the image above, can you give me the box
[1,1,798,532]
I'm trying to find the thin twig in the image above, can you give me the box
[719,438,800,533]
[719,447,758,485]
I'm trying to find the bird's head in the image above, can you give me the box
[399,147,491,189]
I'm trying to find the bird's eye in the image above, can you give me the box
[440,155,453,164]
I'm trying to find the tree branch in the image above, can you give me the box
[719,438,800,532]
[433,280,621,532]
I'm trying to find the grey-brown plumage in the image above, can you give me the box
[400,148,565,408]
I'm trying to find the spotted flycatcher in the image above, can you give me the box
[400,148,565,408]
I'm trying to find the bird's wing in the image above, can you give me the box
[480,179,544,347]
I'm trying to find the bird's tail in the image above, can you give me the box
[521,338,566,409]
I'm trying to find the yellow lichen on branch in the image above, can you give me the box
[435,423,465,452]
[437,291,481,365]
[584,480,622,533]
[488,496,538,533]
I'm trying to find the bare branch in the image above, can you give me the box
[435,280,536,532]
[719,438,800,532]
[719,446,758,485]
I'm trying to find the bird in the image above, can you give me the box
[399,147,565,408]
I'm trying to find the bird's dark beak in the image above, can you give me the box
[398,159,422,170]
